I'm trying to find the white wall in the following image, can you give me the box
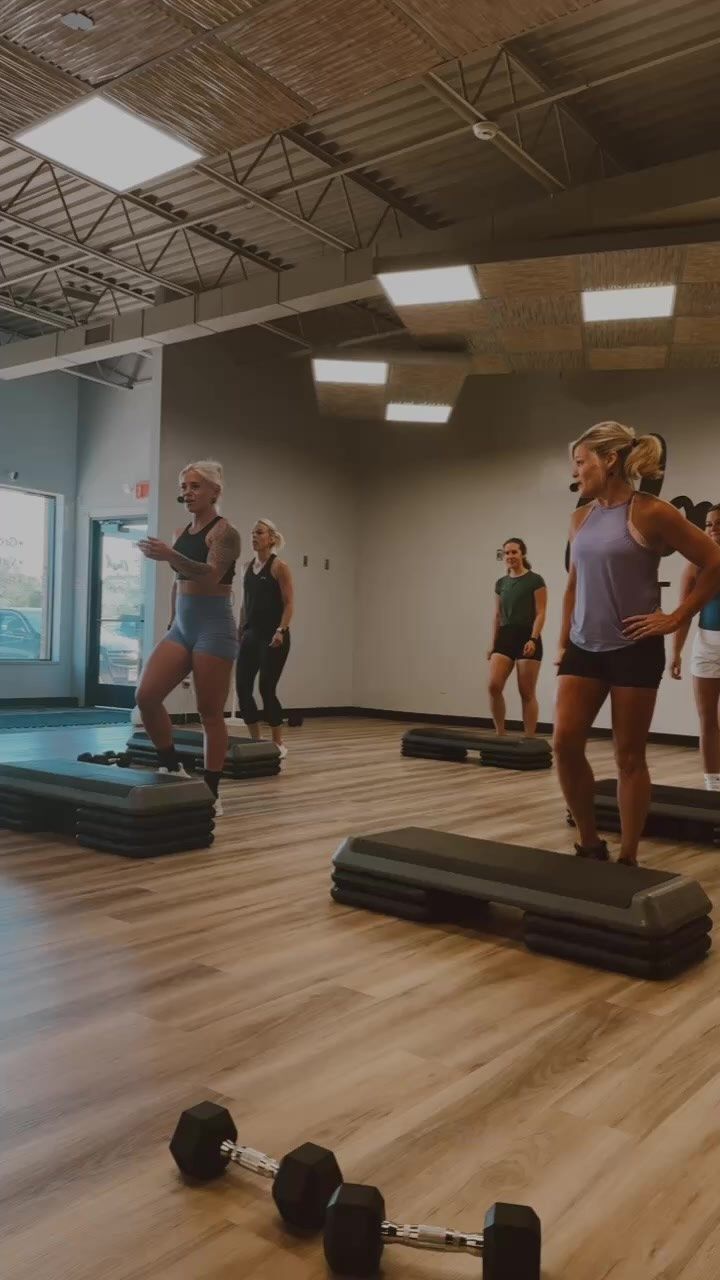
[73,364,159,699]
[354,371,720,736]
[155,336,357,711]
[0,372,78,699]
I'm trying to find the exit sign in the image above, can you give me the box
[135,481,149,500]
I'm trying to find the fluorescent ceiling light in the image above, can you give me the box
[15,97,203,192]
[378,265,480,307]
[386,402,453,423]
[313,358,388,385]
[581,285,676,322]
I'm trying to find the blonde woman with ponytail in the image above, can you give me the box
[554,422,720,866]
[137,460,241,813]
[237,518,294,758]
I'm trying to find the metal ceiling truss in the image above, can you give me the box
[1,22,719,338]
[261,33,720,205]
[280,125,447,231]
[502,43,629,178]
[421,37,628,195]
[0,133,442,329]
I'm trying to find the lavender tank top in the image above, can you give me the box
[570,498,660,652]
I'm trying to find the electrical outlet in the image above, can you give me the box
[303,554,308,566]
[325,558,330,570]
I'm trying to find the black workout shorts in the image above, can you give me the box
[558,636,665,689]
[493,625,543,663]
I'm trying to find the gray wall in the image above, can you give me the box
[4,344,719,737]
[354,371,720,736]
[74,367,159,700]
[154,336,358,712]
[0,372,78,700]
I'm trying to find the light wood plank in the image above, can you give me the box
[0,718,718,1279]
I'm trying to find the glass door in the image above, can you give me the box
[86,518,147,708]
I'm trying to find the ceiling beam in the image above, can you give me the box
[497,32,720,126]
[195,162,354,251]
[0,235,150,304]
[504,42,629,174]
[0,194,271,293]
[59,365,133,391]
[0,294,69,328]
[281,126,447,230]
[0,205,189,295]
[423,71,564,193]
[122,185,285,272]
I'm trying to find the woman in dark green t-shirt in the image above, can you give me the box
[487,538,548,736]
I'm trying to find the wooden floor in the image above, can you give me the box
[1,718,719,1280]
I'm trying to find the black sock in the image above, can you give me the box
[203,769,222,798]
[157,745,180,771]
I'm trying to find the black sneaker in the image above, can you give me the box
[574,840,610,861]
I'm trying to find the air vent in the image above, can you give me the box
[85,323,113,346]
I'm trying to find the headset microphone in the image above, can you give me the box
[177,494,186,503]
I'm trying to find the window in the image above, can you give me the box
[0,487,56,661]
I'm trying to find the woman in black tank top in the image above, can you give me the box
[236,518,294,758]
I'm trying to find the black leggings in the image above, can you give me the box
[236,628,290,727]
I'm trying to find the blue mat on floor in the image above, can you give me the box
[0,709,131,731]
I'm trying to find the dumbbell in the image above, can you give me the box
[170,1100,342,1231]
[77,750,130,767]
[323,1184,541,1279]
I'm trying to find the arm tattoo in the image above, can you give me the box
[208,524,241,580]
[169,522,240,582]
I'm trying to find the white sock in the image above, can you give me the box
[704,773,720,791]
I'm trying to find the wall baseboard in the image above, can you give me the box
[282,705,701,750]
[0,697,79,709]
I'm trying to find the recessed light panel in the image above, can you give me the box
[386,402,452,423]
[378,266,480,307]
[313,358,388,385]
[16,98,203,191]
[581,285,676,322]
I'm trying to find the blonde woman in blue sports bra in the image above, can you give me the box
[136,459,240,813]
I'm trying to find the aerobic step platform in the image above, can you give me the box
[402,727,551,770]
[587,779,720,845]
[331,826,711,978]
[0,759,214,857]
[127,728,280,778]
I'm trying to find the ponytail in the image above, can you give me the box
[623,434,664,482]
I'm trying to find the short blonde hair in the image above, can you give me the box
[179,459,224,499]
[571,421,663,483]
[255,517,285,551]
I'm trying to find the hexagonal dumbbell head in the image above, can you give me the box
[483,1202,541,1280]
[323,1183,386,1276]
[273,1141,343,1231]
[170,1100,237,1181]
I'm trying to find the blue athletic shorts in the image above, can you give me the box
[166,595,239,661]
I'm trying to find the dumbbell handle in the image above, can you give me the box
[382,1220,484,1255]
[220,1140,280,1180]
